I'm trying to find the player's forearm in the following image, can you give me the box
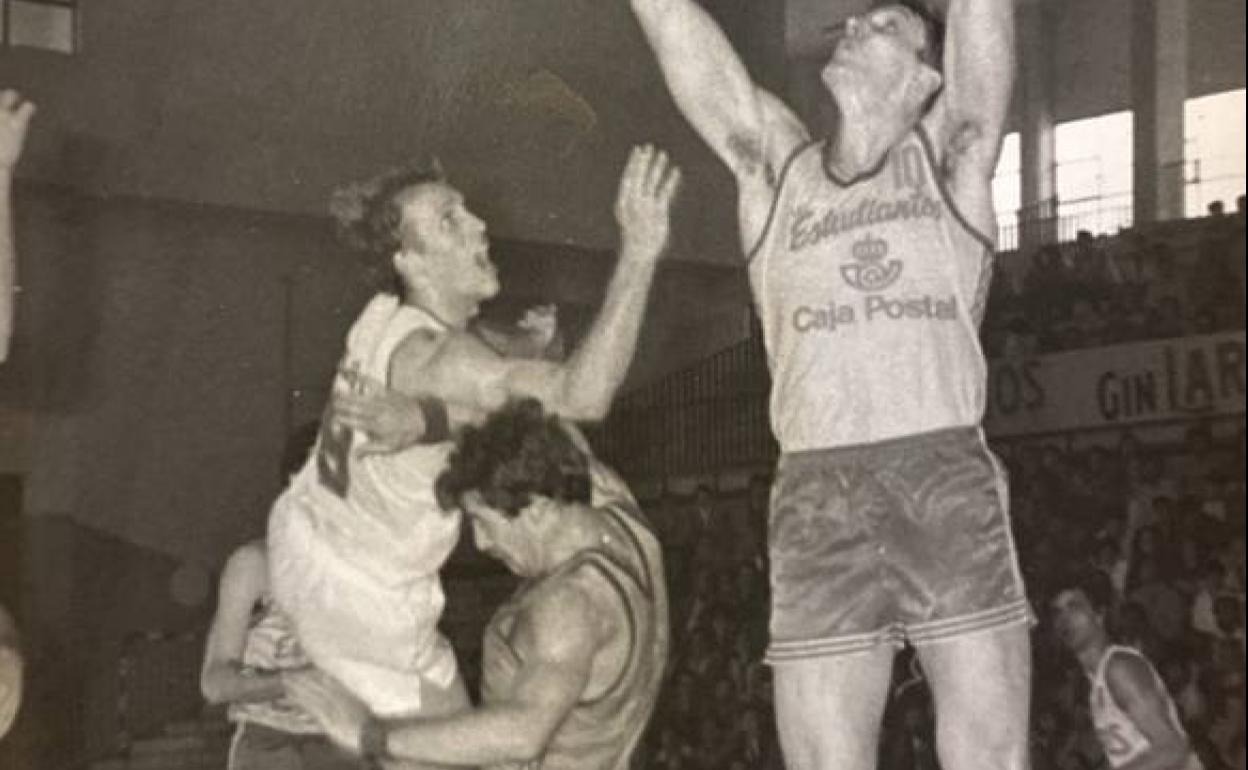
[200,662,286,705]
[945,0,1016,131]
[628,0,765,173]
[557,249,659,421]
[383,702,552,766]
[1,171,16,363]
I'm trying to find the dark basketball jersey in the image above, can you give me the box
[480,502,668,770]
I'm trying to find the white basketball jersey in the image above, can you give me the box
[1089,646,1203,769]
[269,294,461,717]
[747,128,994,451]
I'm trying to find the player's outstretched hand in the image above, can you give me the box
[517,303,558,351]
[0,90,36,172]
[614,144,682,265]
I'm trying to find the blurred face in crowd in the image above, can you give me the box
[695,486,713,510]
[1214,596,1243,633]
[1051,589,1105,653]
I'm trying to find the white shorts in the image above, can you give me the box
[268,490,458,718]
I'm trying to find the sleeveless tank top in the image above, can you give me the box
[480,502,669,770]
[270,294,461,715]
[1090,645,1203,769]
[747,128,994,451]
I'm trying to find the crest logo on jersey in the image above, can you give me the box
[840,234,903,292]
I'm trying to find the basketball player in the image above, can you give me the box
[1051,569,1203,770]
[286,398,668,770]
[2,89,35,363]
[1,87,34,742]
[201,424,365,770]
[267,146,679,742]
[202,540,365,770]
[626,0,1027,767]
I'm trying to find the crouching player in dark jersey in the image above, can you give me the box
[287,398,668,770]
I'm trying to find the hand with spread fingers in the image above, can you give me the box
[614,144,682,265]
[0,90,35,173]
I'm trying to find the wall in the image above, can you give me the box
[0,515,206,767]
[2,0,750,264]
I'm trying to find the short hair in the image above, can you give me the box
[1049,567,1114,616]
[329,162,446,292]
[880,0,945,71]
[435,398,592,517]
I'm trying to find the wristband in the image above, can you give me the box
[360,717,391,762]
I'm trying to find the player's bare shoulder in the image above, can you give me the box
[532,569,621,652]
[387,326,455,394]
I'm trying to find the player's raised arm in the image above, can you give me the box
[927,0,1016,185]
[1,90,36,364]
[394,145,681,423]
[629,0,807,186]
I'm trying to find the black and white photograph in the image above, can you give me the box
[0,0,1244,768]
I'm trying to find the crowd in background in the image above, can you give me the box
[983,198,1246,358]
[637,207,1247,769]
[639,422,1246,769]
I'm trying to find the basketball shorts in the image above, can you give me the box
[228,722,364,770]
[765,426,1032,663]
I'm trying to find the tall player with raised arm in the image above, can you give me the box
[625,0,1028,768]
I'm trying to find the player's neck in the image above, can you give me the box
[405,287,478,330]
[829,93,912,179]
[541,504,612,575]
[1076,636,1110,676]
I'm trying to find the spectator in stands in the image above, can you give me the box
[1129,555,1190,652]
[1118,601,1163,661]
[1204,596,1245,685]
[1148,294,1190,340]
[1206,685,1246,770]
[1159,652,1210,733]
[1192,562,1230,637]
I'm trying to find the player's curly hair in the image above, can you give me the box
[329,161,446,294]
[435,399,592,518]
